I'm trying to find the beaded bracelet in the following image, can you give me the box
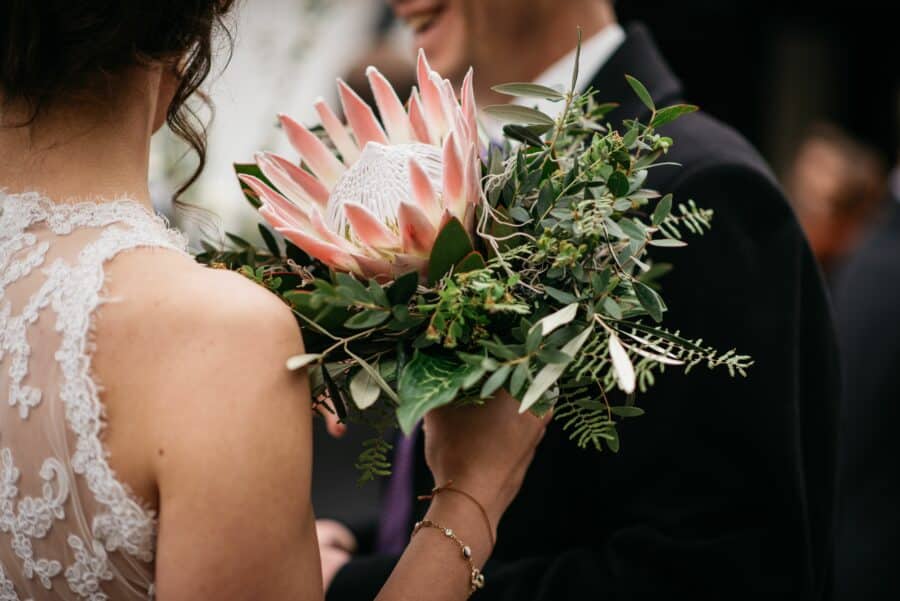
[412,519,486,594]
[418,481,496,547]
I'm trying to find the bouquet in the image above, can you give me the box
[200,45,752,481]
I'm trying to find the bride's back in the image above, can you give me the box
[0,195,188,597]
[0,193,320,599]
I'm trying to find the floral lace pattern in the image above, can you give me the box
[0,193,189,598]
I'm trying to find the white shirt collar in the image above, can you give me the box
[482,24,626,141]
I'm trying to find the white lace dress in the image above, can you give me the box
[0,193,189,600]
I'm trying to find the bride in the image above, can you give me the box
[0,2,547,599]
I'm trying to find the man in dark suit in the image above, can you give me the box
[323,1,839,598]
[832,165,900,599]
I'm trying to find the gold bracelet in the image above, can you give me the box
[418,481,496,547]
[412,519,486,594]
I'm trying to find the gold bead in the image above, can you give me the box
[444,528,453,537]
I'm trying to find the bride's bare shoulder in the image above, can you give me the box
[99,247,301,364]
[94,246,310,451]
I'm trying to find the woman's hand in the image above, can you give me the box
[424,390,550,533]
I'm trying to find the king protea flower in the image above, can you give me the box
[239,50,482,282]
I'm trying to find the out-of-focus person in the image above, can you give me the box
[785,124,888,279]
[322,1,839,600]
[832,150,900,599]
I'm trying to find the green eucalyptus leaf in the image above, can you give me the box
[346,349,400,404]
[538,348,573,364]
[509,206,532,223]
[258,224,281,257]
[503,125,548,147]
[461,366,487,390]
[651,104,698,128]
[344,309,391,329]
[510,361,530,397]
[484,104,555,126]
[519,326,593,413]
[492,82,565,101]
[368,280,390,307]
[543,286,578,304]
[285,354,323,371]
[454,251,486,274]
[648,238,687,248]
[607,171,630,197]
[602,297,623,320]
[622,125,640,148]
[633,280,666,322]
[604,218,627,240]
[480,364,512,399]
[533,303,579,336]
[619,218,647,241]
[320,364,348,420]
[428,217,473,285]
[226,233,253,249]
[625,74,655,112]
[335,272,371,303]
[651,194,673,226]
[610,405,645,418]
[387,271,419,305]
[350,367,381,409]
[397,352,473,434]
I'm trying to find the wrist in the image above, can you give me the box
[425,491,497,568]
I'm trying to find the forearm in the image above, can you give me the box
[375,493,496,601]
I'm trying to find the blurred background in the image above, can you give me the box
[148,0,899,527]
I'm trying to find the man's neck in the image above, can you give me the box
[472,2,617,106]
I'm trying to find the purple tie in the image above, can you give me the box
[376,424,420,554]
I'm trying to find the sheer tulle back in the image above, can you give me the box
[0,193,188,600]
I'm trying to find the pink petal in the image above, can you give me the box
[308,206,355,252]
[392,253,429,280]
[337,79,389,149]
[239,174,309,225]
[259,152,330,209]
[434,74,468,148]
[314,97,360,165]
[351,253,394,283]
[408,158,441,224]
[461,68,481,150]
[464,145,481,206]
[407,88,433,144]
[366,66,413,144]
[344,202,400,248]
[398,201,438,256]
[278,114,345,188]
[417,50,447,139]
[441,132,466,220]
[274,225,360,274]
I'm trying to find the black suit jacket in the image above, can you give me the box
[330,24,838,601]
[832,201,900,599]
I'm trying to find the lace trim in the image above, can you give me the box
[1,192,187,247]
[58,223,188,567]
[0,238,51,419]
[1,192,189,594]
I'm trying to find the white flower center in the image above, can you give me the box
[326,142,443,238]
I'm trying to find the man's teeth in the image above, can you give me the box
[407,12,438,33]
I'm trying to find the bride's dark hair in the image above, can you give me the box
[0,0,236,197]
